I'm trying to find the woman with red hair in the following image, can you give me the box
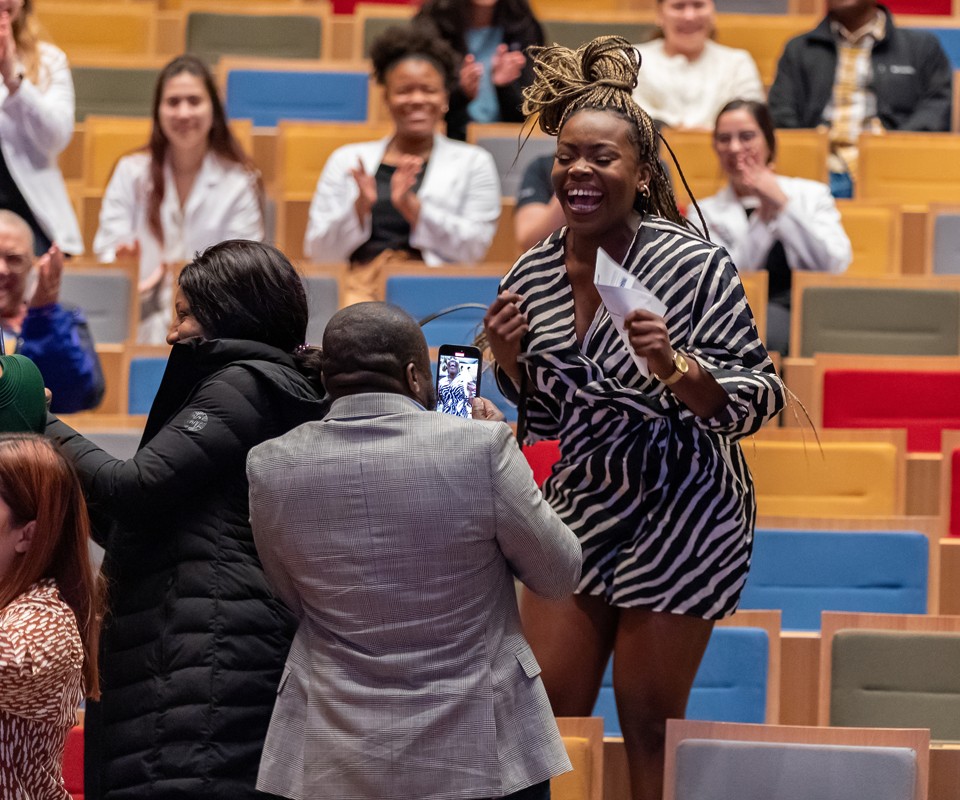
[0,433,103,799]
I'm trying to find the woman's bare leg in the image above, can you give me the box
[520,588,619,715]
[612,609,715,800]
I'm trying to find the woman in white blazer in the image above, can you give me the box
[695,99,851,354]
[304,25,501,305]
[94,55,263,343]
[0,0,82,255]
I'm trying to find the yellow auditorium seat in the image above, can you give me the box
[742,428,907,518]
[714,14,818,88]
[38,3,157,60]
[736,269,768,347]
[857,131,960,204]
[836,200,903,277]
[666,128,828,210]
[276,121,392,260]
[553,717,603,800]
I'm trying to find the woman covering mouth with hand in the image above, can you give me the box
[483,36,784,800]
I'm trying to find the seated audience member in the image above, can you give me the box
[767,0,951,198]
[413,0,544,141]
[514,154,565,251]
[0,0,83,257]
[632,0,764,130]
[247,301,582,800]
[0,433,104,800]
[94,55,264,343]
[304,25,501,306]
[0,211,103,413]
[695,100,851,355]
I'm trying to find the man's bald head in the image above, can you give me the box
[0,211,35,256]
[322,302,434,405]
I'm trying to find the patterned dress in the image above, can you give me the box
[0,580,84,800]
[437,374,470,418]
[498,217,784,620]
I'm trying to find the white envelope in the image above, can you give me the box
[594,247,667,377]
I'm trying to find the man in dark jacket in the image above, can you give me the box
[767,0,952,196]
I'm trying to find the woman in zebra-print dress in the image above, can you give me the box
[483,37,784,800]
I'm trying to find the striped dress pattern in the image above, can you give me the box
[498,217,785,620]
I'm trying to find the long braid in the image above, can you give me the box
[522,35,707,234]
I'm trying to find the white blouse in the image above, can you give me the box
[632,39,765,130]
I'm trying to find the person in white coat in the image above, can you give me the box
[632,0,764,131]
[304,25,500,306]
[94,55,263,343]
[695,99,852,354]
[0,0,82,255]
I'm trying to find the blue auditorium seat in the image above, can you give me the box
[923,28,960,69]
[738,529,928,631]
[385,275,501,349]
[593,625,769,736]
[225,69,368,127]
[128,357,167,415]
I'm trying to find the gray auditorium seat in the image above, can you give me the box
[59,268,132,344]
[675,740,917,800]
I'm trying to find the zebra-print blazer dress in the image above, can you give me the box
[496,216,785,620]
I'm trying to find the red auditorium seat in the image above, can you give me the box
[883,0,951,13]
[63,725,84,800]
[822,368,960,452]
[951,448,960,537]
[522,440,560,487]
[334,0,413,15]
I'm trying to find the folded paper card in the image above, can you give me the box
[594,247,666,377]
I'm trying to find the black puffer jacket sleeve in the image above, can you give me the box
[46,365,280,534]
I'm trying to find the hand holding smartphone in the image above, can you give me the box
[436,344,482,419]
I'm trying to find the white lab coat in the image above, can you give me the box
[94,151,263,342]
[0,42,82,254]
[304,134,501,266]
[694,175,852,276]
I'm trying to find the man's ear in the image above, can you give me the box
[404,361,423,399]
[13,520,36,555]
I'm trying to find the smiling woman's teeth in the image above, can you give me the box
[567,188,603,213]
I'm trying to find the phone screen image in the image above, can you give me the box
[436,346,481,419]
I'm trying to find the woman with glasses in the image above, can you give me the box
[696,99,851,354]
[0,0,82,256]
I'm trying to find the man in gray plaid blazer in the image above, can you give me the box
[247,302,582,800]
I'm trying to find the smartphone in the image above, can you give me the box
[436,344,482,419]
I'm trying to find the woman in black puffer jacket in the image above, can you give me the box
[45,240,328,800]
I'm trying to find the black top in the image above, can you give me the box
[745,207,792,306]
[0,147,50,254]
[350,162,427,265]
